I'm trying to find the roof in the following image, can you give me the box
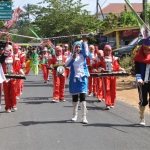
[103,26,139,36]
[99,3,142,14]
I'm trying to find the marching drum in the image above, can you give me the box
[90,71,129,77]
[5,74,26,79]
[57,66,65,74]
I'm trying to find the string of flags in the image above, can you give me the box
[0,31,95,41]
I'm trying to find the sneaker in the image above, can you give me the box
[140,119,145,126]
[6,109,11,113]
[98,99,102,102]
[16,96,19,100]
[110,105,114,108]
[106,106,110,110]
[51,99,59,103]
[44,81,47,83]
[88,93,92,97]
[93,94,97,97]
[61,99,66,102]
[12,107,17,111]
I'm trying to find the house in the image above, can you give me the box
[98,3,142,20]
[98,3,143,47]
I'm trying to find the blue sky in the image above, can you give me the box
[13,0,143,14]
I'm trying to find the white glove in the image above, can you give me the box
[92,69,97,73]
[120,67,125,72]
[19,69,25,75]
[4,45,13,57]
[22,63,26,68]
[50,64,54,69]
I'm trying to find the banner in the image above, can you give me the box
[0,29,6,37]
[4,7,22,29]
[124,0,150,38]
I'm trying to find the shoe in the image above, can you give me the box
[110,105,114,108]
[6,109,11,113]
[16,96,19,100]
[51,99,59,103]
[140,119,145,126]
[61,99,65,102]
[88,93,92,97]
[44,81,47,83]
[98,99,102,102]
[12,106,17,111]
[93,94,97,97]
[106,106,110,110]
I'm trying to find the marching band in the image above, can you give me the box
[4,34,150,126]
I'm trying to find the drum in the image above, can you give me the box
[57,66,65,74]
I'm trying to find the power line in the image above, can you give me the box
[89,0,96,14]
[100,0,108,8]
[17,0,27,8]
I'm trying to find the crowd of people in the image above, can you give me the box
[0,35,150,126]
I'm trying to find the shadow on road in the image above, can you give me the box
[84,123,150,131]
[21,97,52,100]
[19,120,78,126]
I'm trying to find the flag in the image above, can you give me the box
[124,0,150,38]
[29,28,40,38]
[5,7,22,29]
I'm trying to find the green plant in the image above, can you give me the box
[119,55,133,70]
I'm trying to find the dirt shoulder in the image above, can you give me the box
[116,76,149,113]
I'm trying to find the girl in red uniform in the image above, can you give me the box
[99,45,124,110]
[48,46,67,102]
[96,50,105,102]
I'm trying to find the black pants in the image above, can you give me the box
[138,83,150,106]
[72,93,86,102]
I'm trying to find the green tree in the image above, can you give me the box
[98,5,139,33]
[30,0,100,38]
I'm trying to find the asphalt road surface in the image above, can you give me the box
[0,71,150,150]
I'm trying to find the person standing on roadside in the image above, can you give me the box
[134,36,150,126]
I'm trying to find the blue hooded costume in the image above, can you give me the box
[65,41,90,94]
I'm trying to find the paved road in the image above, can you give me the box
[0,72,150,150]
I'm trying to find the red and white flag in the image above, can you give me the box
[4,7,22,29]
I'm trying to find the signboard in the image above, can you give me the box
[99,35,108,43]
[0,2,12,20]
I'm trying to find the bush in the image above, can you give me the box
[119,55,133,70]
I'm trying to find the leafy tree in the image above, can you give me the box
[142,2,150,26]
[98,5,139,33]
[30,0,100,38]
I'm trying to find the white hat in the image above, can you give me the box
[64,44,68,47]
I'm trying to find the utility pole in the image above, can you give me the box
[143,0,148,23]
[96,0,99,19]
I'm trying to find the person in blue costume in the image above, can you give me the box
[65,36,89,124]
